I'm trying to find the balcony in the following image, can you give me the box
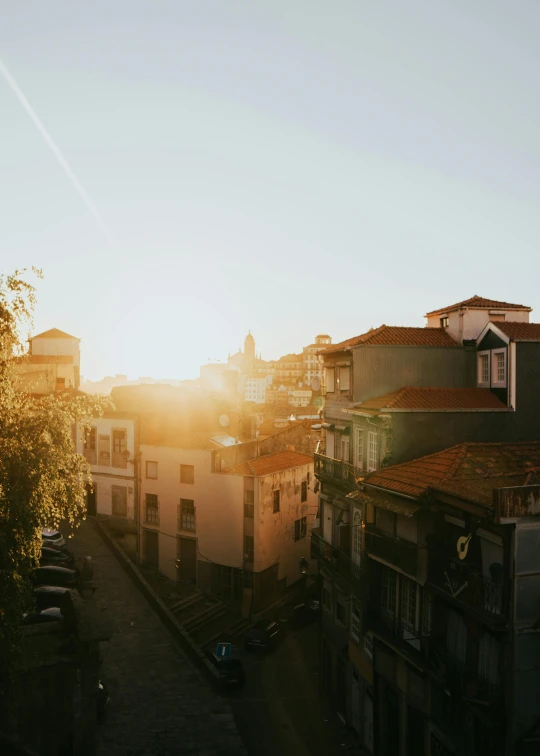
[427,556,507,623]
[311,530,365,597]
[364,527,419,578]
[314,453,363,492]
[366,605,426,659]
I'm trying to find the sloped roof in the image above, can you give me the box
[350,386,508,412]
[226,450,313,476]
[324,325,458,354]
[31,328,80,340]
[426,295,531,317]
[490,321,540,342]
[365,442,540,508]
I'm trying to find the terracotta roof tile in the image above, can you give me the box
[351,387,508,411]
[426,295,531,317]
[366,442,540,508]
[31,328,80,340]
[325,326,458,354]
[226,450,313,476]
[490,321,540,341]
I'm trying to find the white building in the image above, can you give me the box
[19,328,81,394]
[425,295,531,343]
[303,334,332,385]
[241,374,273,404]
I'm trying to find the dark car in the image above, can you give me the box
[34,585,72,611]
[41,546,74,568]
[23,607,63,625]
[31,566,79,588]
[206,649,245,687]
[42,529,65,548]
[292,599,320,629]
[244,620,282,651]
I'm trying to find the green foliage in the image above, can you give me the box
[0,269,111,698]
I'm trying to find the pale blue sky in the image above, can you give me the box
[1,1,539,380]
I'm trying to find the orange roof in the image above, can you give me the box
[426,295,531,317]
[366,442,540,508]
[490,321,540,342]
[226,450,313,476]
[325,325,458,354]
[31,328,80,340]
[350,386,508,412]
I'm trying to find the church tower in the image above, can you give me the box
[244,331,255,360]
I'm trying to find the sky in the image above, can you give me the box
[1,1,539,381]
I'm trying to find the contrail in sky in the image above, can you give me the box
[0,56,116,246]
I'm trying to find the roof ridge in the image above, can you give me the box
[444,443,470,481]
[386,386,410,408]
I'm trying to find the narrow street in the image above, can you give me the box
[223,614,362,756]
[69,522,246,756]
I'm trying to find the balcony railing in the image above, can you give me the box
[366,605,427,655]
[364,527,419,578]
[427,558,506,620]
[311,530,365,597]
[429,641,504,709]
[314,453,364,491]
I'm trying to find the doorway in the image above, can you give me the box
[86,484,96,517]
[177,537,197,584]
[144,530,159,568]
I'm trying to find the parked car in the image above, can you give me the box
[31,566,79,588]
[42,529,65,548]
[23,607,63,625]
[292,599,320,629]
[97,680,110,719]
[206,649,245,687]
[34,585,72,611]
[41,546,74,568]
[244,620,282,651]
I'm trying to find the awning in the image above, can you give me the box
[321,423,335,430]
[334,425,350,434]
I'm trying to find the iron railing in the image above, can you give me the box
[314,453,364,492]
[427,559,506,619]
[364,527,419,578]
[311,530,365,596]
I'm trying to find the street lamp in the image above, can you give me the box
[298,557,309,575]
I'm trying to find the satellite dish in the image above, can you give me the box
[219,414,230,428]
[311,377,321,391]
[457,534,472,560]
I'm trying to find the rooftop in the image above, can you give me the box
[226,450,313,476]
[425,295,531,317]
[325,325,459,354]
[31,328,80,340]
[489,321,540,342]
[348,386,508,413]
[365,442,540,509]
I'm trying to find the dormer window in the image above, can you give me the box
[492,349,506,387]
[477,352,490,386]
[440,316,449,328]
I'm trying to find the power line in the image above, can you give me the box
[0,55,116,247]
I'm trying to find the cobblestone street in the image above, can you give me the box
[69,522,246,756]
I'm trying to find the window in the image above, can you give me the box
[340,435,350,462]
[351,601,361,643]
[339,366,351,392]
[112,429,127,468]
[440,316,449,328]
[145,493,159,524]
[367,431,378,471]
[55,377,66,392]
[84,427,96,451]
[478,632,500,686]
[146,461,158,479]
[422,591,432,637]
[244,535,254,563]
[111,485,127,517]
[446,609,467,663]
[301,481,307,502]
[180,464,194,484]
[401,577,417,631]
[477,351,490,385]
[273,489,280,513]
[178,499,196,532]
[336,592,347,627]
[355,428,364,469]
[363,632,373,659]
[352,520,362,566]
[325,367,335,393]
[322,584,332,612]
[493,350,506,386]
[294,516,307,541]
[244,489,254,518]
[381,568,396,615]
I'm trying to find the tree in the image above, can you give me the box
[0,269,110,699]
